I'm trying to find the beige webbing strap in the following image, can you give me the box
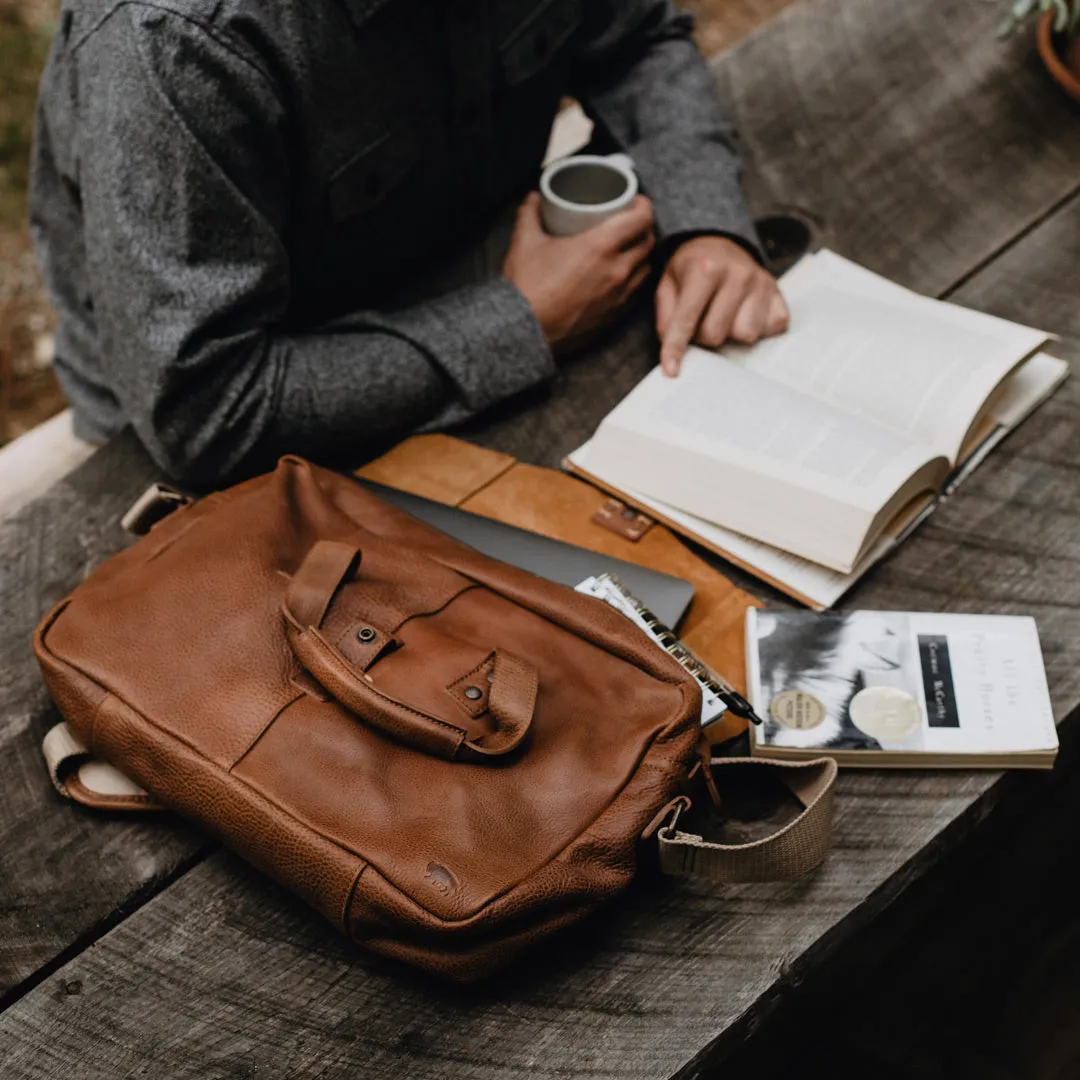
[42,721,161,811]
[654,756,838,883]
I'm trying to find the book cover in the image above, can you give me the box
[746,609,1058,768]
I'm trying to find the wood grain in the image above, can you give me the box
[5,172,1080,1080]
[5,0,1080,1073]
[0,431,206,1002]
[714,0,1080,296]
[0,768,1018,1080]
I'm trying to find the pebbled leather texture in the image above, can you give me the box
[33,456,702,980]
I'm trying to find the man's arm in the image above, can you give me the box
[570,1,789,371]
[72,7,556,485]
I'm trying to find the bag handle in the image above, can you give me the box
[283,540,539,763]
[646,755,838,883]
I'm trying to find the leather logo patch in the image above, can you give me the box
[424,863,457,896]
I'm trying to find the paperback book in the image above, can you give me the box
[745,609,1057,768]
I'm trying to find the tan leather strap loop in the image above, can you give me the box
[42,722,162,812]
[655,756,838,883]
[284,540,538,762]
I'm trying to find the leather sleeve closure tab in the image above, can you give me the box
[591,498,654,542]
[447,653,496,718]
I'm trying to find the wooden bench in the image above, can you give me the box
[3,0,1080,1073]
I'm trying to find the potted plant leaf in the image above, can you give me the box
[1000,0,1080,101]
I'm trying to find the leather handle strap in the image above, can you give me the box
[284,540,539,762]
[284,539,361,630]
[649,756,838,883]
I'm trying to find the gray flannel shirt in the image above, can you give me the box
[30,0,760,482]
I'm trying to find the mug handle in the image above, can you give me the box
[605,153,635,173]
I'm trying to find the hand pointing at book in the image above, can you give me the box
[656,237,789,375]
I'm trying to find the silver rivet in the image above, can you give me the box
[486,669,494,683]
[464,686,483,701]
[356,627,376,643]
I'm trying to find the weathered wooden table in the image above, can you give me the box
[4,0,1080,1074]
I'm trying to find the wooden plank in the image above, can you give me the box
[5,0,1080,1071]
[5,193,1080,1080]
[0,769,1025,1080]
[716,0,1080,296]
[0,431,207,1002]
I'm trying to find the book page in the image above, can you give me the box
[581,350,946,571]
[723,254,1049,464]
[946,352,1070,492]
[569,352,1066,608]
[566,445,894,608]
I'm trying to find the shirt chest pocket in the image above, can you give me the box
[499,0,582,86]
[326,125,421,223]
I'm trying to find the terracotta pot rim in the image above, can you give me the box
[1037,10,1080,101]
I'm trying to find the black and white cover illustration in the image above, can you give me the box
[747,610,1057,756]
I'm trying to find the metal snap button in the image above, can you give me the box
[464,686,483,701]
[356,627,377,643]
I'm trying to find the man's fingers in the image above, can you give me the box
[729,284,772,345]
[697,274,749,348]
[765,289,790,336]
[618,226,655,256]
[655,273,677,339]
[659,272,714,377]
[513,191,545,237]
[590,196,655,252]
[619,261,652,301]
[614,229,655,280]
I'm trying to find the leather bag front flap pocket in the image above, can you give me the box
[282,540,537,762]
[327,125,420,222]
[500,0,581,86]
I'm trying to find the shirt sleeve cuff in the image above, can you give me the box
[630,141,764,265]
[385,275,556,414]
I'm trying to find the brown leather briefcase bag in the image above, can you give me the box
[34,456,835,980]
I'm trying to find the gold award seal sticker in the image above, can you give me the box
[770,690,827,730]
[849,686,922,740]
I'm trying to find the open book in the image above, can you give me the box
[567,251,1068,607]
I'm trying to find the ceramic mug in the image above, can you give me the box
[539,153,638,237]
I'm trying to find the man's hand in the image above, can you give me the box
[655,235,789,375]
[503,192,655,350]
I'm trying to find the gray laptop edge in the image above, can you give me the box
[358,480,695,628]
